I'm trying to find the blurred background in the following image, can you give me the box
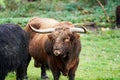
[0,0,120,28]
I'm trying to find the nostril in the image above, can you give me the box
[54,50,61,56]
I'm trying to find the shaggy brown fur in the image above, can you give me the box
[25,17,82,80]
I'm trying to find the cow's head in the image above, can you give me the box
[29,22,87,57]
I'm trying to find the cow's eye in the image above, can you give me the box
[52,39,55,42]
[64,37,70,42]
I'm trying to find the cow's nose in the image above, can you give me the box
[54,50,61,56]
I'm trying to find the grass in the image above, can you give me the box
[0,0,120,28]
[5,30,120,80]
[80,30,120,80]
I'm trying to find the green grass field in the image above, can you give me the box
[5,30,120,80]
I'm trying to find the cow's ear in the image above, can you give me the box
[75,34,80,39]
[70,33,80,41]
[48,34,53,40]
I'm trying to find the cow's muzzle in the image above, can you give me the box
[54,50,62,56]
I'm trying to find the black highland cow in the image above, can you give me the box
[0,24,29,80]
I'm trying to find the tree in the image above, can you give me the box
[116,5,120,28]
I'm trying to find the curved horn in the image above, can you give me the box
[70,26,87,33]
[29,24,55,33]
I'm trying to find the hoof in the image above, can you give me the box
[17,76,28,80]
[23,76,28,80]
[41,75,49,80]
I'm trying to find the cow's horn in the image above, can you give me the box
[70,26,87,33]
[29,25,55,33]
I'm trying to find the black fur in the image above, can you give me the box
[0,24,29,80]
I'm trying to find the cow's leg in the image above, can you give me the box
[0,75,6,80]
[68,71,75,80]
[26,54,31,68]
[52,70,60,80]
[68,60,79,80]
[41,65,49,80]
[16,64,28,80]
[0,70,7,80]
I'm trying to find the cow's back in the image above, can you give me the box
[27,17,59,28]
